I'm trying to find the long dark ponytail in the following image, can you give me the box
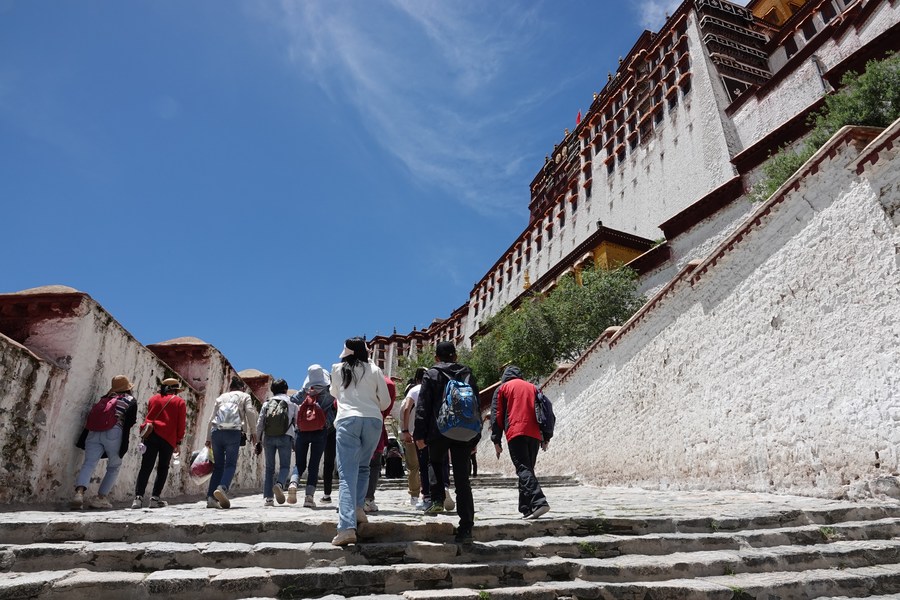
[340,337,369,389]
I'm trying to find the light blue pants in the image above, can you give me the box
[75,426,123,496]
[335,416,382,531]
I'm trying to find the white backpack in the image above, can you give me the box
[214,391,244,430]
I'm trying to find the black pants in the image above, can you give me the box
[507,435,548,516]
[428,436,475,534]
[322,428,337,496]
[134,432,174,498]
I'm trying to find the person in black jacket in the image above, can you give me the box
[413,341,480,544]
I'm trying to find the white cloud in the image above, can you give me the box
[635,0,683,30]
[266,1,547,217]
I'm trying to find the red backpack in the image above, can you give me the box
[298,395,326,432]
[85,395,122,432]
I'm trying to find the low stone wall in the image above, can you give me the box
[526,122,900,500]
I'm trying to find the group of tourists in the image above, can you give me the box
[71,338,553,547]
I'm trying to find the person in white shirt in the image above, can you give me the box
[399,368,426,507]
[329,338,391,546]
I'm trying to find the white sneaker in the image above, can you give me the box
[304,495,316,508]
[71,489,84,510]
[332,528,357,546]
[443,496,455,511]
[264,498,275,507]
[206,496,219,509]
[149,496,168,508]
[409,495,419,506]
[287,482,298,504]
[364,499,379,513]
[273,483,285,505]
[130,496,143,510]
[415,498,430,510]
[87,496,113,509]
[320,495,332,503]
[214,486,230,509]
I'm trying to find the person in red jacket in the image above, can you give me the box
[490,365,550,519]
[132,378,187,509]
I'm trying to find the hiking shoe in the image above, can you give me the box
[320,495,332,503]
[273,483,285,505]
[264,498,275,507]
[331,529,357,546]
[87,496,113,509]
[525,505,550,520]
[454,529,474,544]
[423,501,445,515]
[287,482,298,504]
[149,496,168,508]
[130,496,143,510]
[355,506,368,524]
[71,489,84,510]
[415,497,430,510]
[304,495,316,508]
[364,499,379,513]
[443,496,455,511]
[214,486,230,509]
[206,496,219,509]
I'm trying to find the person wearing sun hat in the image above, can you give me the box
[329,338,391,546]
[72,375,139,510]
[131,377,187,509]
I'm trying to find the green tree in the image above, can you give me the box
[752,51,900,202]
[468,265,644,384]
[395,344,436,387]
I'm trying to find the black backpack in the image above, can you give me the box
[534,389,555,441]
[264,398,290,437]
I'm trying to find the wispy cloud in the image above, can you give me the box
[634,0,683,30]
[266,0,548,217]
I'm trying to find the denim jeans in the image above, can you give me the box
[322,428,336,496]
[335,416,382,531]
[292,428,326,497]
[76,426,123,496]
[207,428,242,497]
[263,434,293,499]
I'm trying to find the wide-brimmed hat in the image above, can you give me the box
[107,375,134,394]
[161,377,182,390]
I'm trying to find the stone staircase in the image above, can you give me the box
[2,479,900,599]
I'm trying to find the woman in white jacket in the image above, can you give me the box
[330,337,391,546]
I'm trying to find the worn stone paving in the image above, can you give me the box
[2,474,897,533]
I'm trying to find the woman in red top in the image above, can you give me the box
[131,378,187,509]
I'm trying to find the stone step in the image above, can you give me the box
[4,503,900,546]
[4,539,900,599]
[5,518,900,573]
[404,562,900,600]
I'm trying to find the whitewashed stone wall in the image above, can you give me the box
[0,291,263,505]
[514,124,900,499]
[731,1,900,152]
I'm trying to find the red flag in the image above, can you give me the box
[576,110,582,125]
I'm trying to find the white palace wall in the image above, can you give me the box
[509,122,900,499]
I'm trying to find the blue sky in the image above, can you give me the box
[1,0,682,387]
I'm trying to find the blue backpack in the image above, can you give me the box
[534,389,555,441]
[436,372,481,441]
